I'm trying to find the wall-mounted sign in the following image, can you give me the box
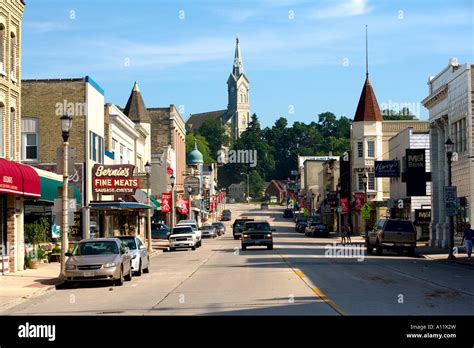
[92,164,139,195]
[354,192,365,211]
[184,176,200,195]
[340,197,349,214]
[414,209,431,224]
[177,198,189,215]
[374,161,400,177]
[402,149,430,196]
[444,186,457,216]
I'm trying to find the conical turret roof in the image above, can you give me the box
[123,82,151,123]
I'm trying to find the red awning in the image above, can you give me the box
[0,158,40,198]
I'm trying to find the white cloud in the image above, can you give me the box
[309,0,372,19]
[24,21,68,33]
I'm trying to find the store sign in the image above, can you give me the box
[184,176,200,195]
[374,161,400,177]
[92,164,139,195]
[444,186,457,216]
[403,149,430,196]
[161,192,172,213]
[326,194,339,208]
[340,197,349,214]
[414,209,431,224]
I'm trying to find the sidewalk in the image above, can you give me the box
[0,261,62,313]
[0,243,164,313]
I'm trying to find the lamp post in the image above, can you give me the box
[145,161,152,252]
[445,138,456,260]
[187,185,193,219]
[311,192,315,215]
[60,114,72,278]
[170,174,176,228]
[337,182,342,238]
[240,172,249,203]
[362,172,368,239]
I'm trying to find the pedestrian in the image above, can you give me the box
[345,224,352,244]
[461,223,473,261]
[340,225,346,244]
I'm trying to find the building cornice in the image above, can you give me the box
[422,84,448,109]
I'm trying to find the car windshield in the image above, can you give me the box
[202,226,213,230]
[172,227,194,235]
[118,237,137,250]
[212,223,222,227]
[385,220,415,232]
[73,241,119,255]
[245,223,271,231]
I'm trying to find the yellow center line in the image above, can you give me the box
[277,251,349,316]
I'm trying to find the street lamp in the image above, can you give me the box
[337,182,342,239]
[240,172,249,203]
[145,161,152,252]
[59,114,72,278]
[362,172,368,239]
[445,137,455,260]
[170,174,176,228]
[187,186,193,219]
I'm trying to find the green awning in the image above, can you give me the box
[39,176,81,204]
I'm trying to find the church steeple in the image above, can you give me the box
[232,35,244,78]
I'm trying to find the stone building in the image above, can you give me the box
[186,37,250,141]
[422,58,473,247]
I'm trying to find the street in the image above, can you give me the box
[3,203,473,316]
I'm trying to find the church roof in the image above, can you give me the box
[353,75,384,122]
[186,109,227,130]
[123,82,151,123]
[187,140,204,165]
[232,36,245,78]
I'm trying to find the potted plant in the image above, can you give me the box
[24,218,49,269]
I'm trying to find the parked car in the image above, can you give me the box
[151,223,171,240]
[260,202,269,210]
[116,236,150,276]
[212,222,225,236]
[232,217,255,240]
[176,220,202,247]
[241,221,275,250]
[221,210,232,221]
[366,219,417,256]
[295,219,308,233]
[63,238,133,286]
[283,208,294,218]
[201,224,218,238]
[305,222,329,238]
[169,226,197,251]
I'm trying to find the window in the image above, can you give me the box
[368,173,375,190]
[10,32,15,78]
[367,140,375,158]
[112,138,117,153]
[21,118,38,160]
[119,144,124,163]
[9,108,15,159]
[358,173,365,191]
[127,148,133,164]
[0,104,3,157]
[357,142,363,158]
[0,24,4,72]
[92,133,96,161]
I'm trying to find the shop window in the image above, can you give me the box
[357,142,363,158]
[358,173,365,191]
[21,118,38,161]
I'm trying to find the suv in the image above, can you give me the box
[232,217,255,240]
[169,226,197,251]
[241,221,275,250]
[305,222,329,238]
[176,220,202,247]
[367,219,417,256]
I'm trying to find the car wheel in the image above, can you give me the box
[366,244,373,254]
[191,245,196,250]
[135,259,142,276]
[143,257,150,273]
[115,267,124,286]
[242,245,247,250]
[267,244,273,250]
[407,248,416,257]
[234,236,239,240]
[124,263,133,281]
[376,240,383,256]
[169,247,175,252]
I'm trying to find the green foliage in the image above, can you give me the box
[381,107,417,120]
[196,119,231,158]
[249,171,265,198]
[25,218,49,250]
[52,246,61,254]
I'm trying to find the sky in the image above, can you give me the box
[22,0,473,128]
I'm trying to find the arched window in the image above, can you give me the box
[0,24,5,73]
[10,107,15,159]
[10,32,15,79]
[0,102,4,157]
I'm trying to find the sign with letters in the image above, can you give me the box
[92,164,139,195]
[374,161,400,177]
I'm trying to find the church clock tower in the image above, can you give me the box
[227,36,250,139]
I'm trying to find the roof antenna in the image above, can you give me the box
[365,24,369,78]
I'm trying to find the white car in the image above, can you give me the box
[201,224,217,238]
[116,236,150,276]
[169,226,197,251]
[176,220,202,247]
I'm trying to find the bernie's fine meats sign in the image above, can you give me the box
[92,164,139,195]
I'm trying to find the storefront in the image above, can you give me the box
[0,158,40,273]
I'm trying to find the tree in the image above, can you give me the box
[196,118,230,160]
[249,171,265,199]
[381,108,417,120]
[185,133,213,164]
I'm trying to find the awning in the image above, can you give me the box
[37,176,81,204]
[90,201,153,210]
[0,158,40,198]
[133,189,161,211]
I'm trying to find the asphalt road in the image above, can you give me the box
[4,203,474,315]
